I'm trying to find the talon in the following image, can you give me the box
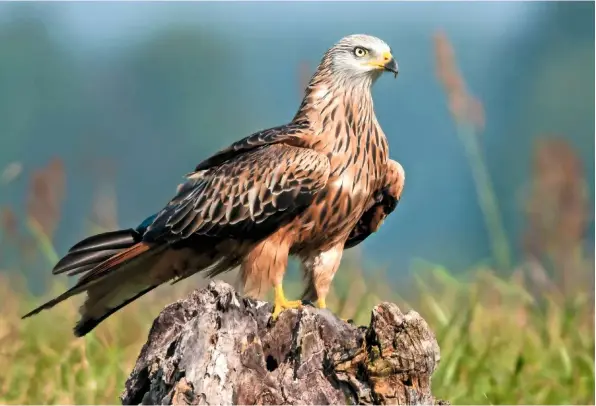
[271,284,302,320]
[271,300,302,320]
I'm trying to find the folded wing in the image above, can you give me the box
[144,143,331,243]
[345,159,405,249]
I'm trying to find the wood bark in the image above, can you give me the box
[121,281,448,405]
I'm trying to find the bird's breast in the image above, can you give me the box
[294,130,387,249]
[324,123,388,190]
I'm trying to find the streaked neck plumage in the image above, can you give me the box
[292,55,388,181]
[292,57,378,132]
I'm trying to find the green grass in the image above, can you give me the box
[2,28,592,405]
[1,255,593,405]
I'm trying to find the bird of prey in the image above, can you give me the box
[23,34,405,336]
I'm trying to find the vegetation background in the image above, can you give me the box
[0,2,593,404]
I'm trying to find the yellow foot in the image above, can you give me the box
[271,300,302,320]
[271,284,303,320]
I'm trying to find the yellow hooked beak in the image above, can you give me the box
[368,51,399,78]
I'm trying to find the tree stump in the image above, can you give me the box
[121,280,447,405]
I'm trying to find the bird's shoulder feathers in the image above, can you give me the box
[194,120,313,171]
[144,141,330,244]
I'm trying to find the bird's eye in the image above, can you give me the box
[353,47,368,57]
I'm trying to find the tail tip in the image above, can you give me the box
[73,317,98,337]
[21,306,44,320]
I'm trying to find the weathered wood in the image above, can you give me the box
[121,280,447,405]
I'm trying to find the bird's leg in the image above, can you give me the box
[316,297,327,309]
[300,244,343,314]
[241,236,301,321]
[272,283,303,320]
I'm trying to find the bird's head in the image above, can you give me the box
[323,34,398,84]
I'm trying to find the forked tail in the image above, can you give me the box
[22,228,166,336]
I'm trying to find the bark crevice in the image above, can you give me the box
[121,280,448,405]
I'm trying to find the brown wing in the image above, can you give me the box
[144,143,330,243]
[345,159,405,249]
[194,120,311,171]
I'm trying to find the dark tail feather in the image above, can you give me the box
[22,238,159,325]
[22,225,231,336]
[21,283,90,319]
[22,230,143,319]
[70,243,168,336]
[68,229,140,254]
[73,284,158,337]
[53,229,142,275]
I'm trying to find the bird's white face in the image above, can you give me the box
[328,34,398,81]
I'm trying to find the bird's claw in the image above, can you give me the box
[270,284,303,321]
[271,299,303,320]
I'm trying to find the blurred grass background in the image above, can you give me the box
[0,2,594,405]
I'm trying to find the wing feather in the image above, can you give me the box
[144,144,330,243]
[345,159,405,249]
[194,121,311,171]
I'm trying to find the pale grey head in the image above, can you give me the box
[319,34,398,86]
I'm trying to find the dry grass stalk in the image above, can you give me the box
[26,158,65,240]
[0,206,19,266]
[88,158,119,231]
[433,31,484,131]
[433,30,510,270]
[0,206,18,241]
[522,137,591,298]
